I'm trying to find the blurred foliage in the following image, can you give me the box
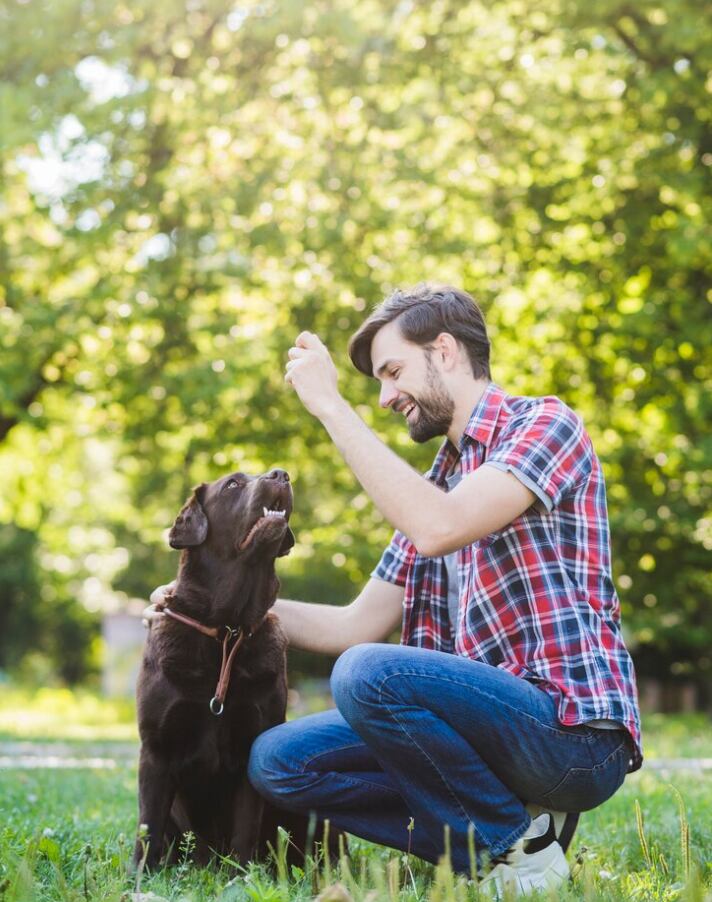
[0,0,709,685]
[0,685,137,741]
[0,524,96,683]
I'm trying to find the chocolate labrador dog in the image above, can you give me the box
[135,467,300,869]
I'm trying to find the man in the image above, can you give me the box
[150,284,642,896]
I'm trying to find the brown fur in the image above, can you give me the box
[134,468,303,869]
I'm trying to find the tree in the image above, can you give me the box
[0,0,709,685]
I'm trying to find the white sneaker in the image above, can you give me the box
[478,813,569,899]
[525,802,579,854]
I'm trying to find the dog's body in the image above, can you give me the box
[135,468,299,868]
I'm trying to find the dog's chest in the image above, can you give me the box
[156,694,259,774]
[138,619,287,774]
[146,663,283,767]
[181,719,244,776]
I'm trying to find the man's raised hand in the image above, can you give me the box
[284,331,342,419]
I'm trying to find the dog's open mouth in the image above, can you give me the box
[238,505,289,550]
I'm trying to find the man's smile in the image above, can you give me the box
[403,402,417,420]
[395,399,418,420]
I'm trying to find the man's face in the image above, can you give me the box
[370,321,455,443]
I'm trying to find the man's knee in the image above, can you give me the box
[248,724,291,802]
[331,643,387,717]
[249,720,332,810]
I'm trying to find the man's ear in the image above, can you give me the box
[169,486,208,549]
[434,332,460,370]
[277,526,295,557]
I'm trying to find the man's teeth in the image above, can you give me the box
[263,507,286,518]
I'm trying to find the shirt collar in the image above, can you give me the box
[427,382,507,483]
[461,381,507,449]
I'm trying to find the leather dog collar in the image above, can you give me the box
[159,603,264,716]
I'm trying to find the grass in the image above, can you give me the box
[0,687,137,743]
[0,687,710,901]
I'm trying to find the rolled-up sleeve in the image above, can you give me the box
[484,399,593,510]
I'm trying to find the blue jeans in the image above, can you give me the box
[248,644,631,872]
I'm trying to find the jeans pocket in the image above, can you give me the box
[539,739,629,812]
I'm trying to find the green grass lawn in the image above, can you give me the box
[0,688,710,901]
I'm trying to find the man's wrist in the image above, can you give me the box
[317,394,351,428]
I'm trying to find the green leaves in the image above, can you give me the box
[0,0,709,682]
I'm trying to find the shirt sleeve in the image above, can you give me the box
[371,529,415,587]
[484,398,593,510]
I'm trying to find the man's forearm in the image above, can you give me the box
[272,598,352,655]
[317,399,534,556]
[319,398,448,551]
[273,587,403,655]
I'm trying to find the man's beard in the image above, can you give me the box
[405,359,455,443]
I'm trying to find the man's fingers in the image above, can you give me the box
[295,331,326,350]
[149,581,175,606]
[284,359,304,381]
[142,603,166,628]
[149,586,165,606]
[144,581,175,628]
[287,347,308,360]
[285,351,309,369]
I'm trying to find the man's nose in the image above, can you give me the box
[379,382,399,409]
[265,468,290,484]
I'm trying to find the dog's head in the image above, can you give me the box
[168,468,295,560]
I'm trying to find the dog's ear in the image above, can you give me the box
[169,486,208,549]
[277,525,295,557]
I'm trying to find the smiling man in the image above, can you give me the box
[246,284,642,896]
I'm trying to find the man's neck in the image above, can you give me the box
[446,378,490,446]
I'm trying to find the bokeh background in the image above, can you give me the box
[1,0,710,701]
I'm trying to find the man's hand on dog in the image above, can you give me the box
[285,331,342,420]
[142,581,175,628]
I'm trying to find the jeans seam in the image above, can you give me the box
[489,818,531,859]
[374,668,590,742]
[301,744,404,796]
[385,701,492,846]
[541,741,628,805]
[370,667,579,852]
[582,727,627,764]
[592,740,629,772]
[373,680,506,850]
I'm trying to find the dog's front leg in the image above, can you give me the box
[229,776,265,863]
[135,745,175,870]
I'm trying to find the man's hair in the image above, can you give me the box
[348,283,491,380]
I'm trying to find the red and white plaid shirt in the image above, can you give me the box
[373,382,642,771]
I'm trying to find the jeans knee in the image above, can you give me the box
[331,643,384,718]
[247,726,285,801]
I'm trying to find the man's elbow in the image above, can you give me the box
[412,529,451,558]
[414,526,489,557]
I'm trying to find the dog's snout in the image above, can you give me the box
[266,469,290,484]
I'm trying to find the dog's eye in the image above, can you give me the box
[226,479,242,490]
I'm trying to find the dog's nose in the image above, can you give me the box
[266,468,290,484]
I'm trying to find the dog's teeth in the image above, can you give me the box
[262,507,286,518]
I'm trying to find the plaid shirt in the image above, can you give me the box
[373,382,642,771]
